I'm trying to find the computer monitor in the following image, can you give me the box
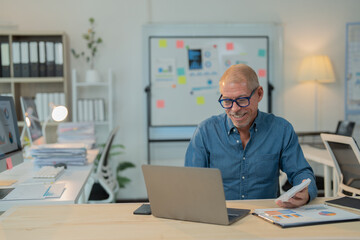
[20,96,44,145]
[0,96,24,173]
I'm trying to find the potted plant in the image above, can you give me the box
[71,17,103,82]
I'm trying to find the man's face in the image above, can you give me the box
[219,81,263,131]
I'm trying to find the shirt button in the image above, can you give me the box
[242,195,245,198]
[233,129,236,132]
[242,176,245,179]
[255,128,258,132]
[236,140,240,143]
[243,157,245,160]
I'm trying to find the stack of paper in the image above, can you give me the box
[57,122,96,149]
[30,143,87,166]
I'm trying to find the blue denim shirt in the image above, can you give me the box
[185,111,317,201]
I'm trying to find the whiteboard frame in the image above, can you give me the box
[142,23,283,141]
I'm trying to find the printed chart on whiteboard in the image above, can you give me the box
[149,36,269,126]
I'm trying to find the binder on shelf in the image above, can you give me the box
[45,41,55,77]
[12,41,21,77]
[38,41,46,77]
[29,41,39,77]
[54,42,63,77]
[20,41,30,77]
[88,99,94,121]
[77,99,84,122]
[35,93,44,121]
[1,42,10,77]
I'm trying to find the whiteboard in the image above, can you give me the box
[149,36,268,126]
[143,24,282,133]
[345,22,360,143]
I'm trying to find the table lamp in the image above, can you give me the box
[298,55,335,130]
[22,104,68,144]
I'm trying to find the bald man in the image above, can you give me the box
[185,64,317,208]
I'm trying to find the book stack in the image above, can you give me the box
[30,143,87,166]
[57,122,96,149]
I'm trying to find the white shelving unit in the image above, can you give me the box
[71,69,113,135]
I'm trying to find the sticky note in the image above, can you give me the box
[226,42,234,50]
[159,39,167,48]
[176,40,184,48]
[258,69,266,77]
[156,100,165,108]
[196,96,205,105]
[258,49,266,57]
[177,68,185,76]
[6,157,13,169]
[178,76,186,84]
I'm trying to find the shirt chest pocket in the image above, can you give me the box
[253,153,279,183]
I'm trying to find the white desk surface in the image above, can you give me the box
[0,149,98,211]
[0,198,359,240]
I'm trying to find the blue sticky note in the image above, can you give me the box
[258,49,266,57]
[177,68,185,76]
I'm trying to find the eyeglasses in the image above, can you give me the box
[218,87,258,109]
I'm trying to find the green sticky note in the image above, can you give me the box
[177,68,185,76]
[178,76,186,84]
[258,49,266,57]
[197,96,205,105]
[159,39,167,48]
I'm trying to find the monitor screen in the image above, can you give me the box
[20,97,44,145]
[0,96,24,173]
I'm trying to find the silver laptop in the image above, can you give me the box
[142,165,250,225]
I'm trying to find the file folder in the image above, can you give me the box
[45,41,55,76]
[1,42,10,77]
[20,42,30,77]
[29,41,39,77]
[39,41,46,77]
[54,42,63,77]
[12,42,21,77]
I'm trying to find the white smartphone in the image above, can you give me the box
[276,178,311,202]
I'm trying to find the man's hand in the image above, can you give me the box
[276,186,310,208]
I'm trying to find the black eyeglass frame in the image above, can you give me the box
[218,87,258,109]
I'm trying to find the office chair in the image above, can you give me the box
[86,127,120,203]
[321,133,360,197]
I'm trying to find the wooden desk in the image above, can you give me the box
[0,198,359,239]
[0,149,98,211]
[301,144,338,197]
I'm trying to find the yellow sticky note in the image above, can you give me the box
[196,96,205,105]
[159,39,167,48]
[178,76,186,84]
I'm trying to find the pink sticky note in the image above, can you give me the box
[176,40,184,48]
[6,157,13,169]
[156,100,165,109]
[258,69,266,77]
[226,42,234,50]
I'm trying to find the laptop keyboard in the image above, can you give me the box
[227,208,251,222]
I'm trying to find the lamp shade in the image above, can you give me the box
[298,55,335,83]
[51,105,68,122]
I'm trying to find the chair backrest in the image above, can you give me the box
[321,133,360,196]
[335,121,355,136]
[96,126,119,175]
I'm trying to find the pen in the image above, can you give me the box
[43,186,51,197]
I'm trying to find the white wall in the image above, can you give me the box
[1,0,359,199]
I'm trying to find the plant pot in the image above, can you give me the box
[85,69,101,82]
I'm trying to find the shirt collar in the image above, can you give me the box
[225,110,262,135]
